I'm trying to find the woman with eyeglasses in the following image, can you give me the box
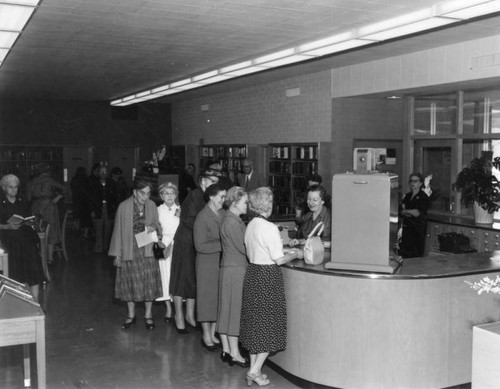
[108,180,162,330]
[290,184,331,248]
[155,182,181,323]
[399,172,429,258]
[169,169,221,334]
[194,183,226,351]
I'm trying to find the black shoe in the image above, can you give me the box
[200,339,217,352]
[121,317,136,330]
[145,317,155,330]
[228,357,250,368]
[175,325,188,335]
[164,316,172,324]
[220,351,232,364]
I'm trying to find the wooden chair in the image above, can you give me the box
[52,210,69,262]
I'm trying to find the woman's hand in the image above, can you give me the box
[3,222,20,230]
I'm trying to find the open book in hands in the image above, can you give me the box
[7,214,35,225]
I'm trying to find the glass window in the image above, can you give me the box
[463,90,500,135]
[413,95,456,135]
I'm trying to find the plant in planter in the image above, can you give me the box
[452,156,500,223]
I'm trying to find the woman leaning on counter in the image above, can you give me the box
[290,184,331,247]
[240,187,303,387]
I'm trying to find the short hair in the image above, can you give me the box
[205,183,224,198]
[224,186,246,209]
[158,181,178,195]
[111,167,122,175]
[1,174,20,190]
[307,184,327,201]
[133,180,153,191]
[242,159,253,168]
[409,172,424,184]
[248,187,273,215]
[306,173,322,185]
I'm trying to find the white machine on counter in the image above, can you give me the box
[353,148,387,173]
[325,172,400,274]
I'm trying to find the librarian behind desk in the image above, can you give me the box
[269,250,500,389]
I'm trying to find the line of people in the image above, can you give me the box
[108,167,322,387]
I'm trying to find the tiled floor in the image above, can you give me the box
[0,231,299,389]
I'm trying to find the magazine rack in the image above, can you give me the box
[0,275,45,388]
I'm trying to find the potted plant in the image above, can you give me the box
[452,156,500,224]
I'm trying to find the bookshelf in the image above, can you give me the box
[199,144,250,183]
[268,142,331,215]
[0,145,63,190]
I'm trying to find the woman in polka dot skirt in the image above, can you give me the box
[240,187,303,387]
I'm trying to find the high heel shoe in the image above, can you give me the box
[200,339,217,352]
[220,351,232,364]
[229,356,250,368]
[175,325,188,335]
[120,317,136,330]
[145,317,155,330]
[246,372,270,387]
[164,316,172,324]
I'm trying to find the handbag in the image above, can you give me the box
[152,242,164,260]
[303,222,325,265]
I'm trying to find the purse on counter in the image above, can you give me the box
[303,222,325,265]
[152,242,164,260]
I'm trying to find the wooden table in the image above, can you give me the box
[0,291,46,388]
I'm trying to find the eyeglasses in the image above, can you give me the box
[409,179,420,183]
[137,189,151,197]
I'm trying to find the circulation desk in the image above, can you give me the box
[269,251,500,389]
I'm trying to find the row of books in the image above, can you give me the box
[268,175,291,189]
[271,145,318,160]
[269,161,291,174]
[0,148,62,161]
[200,146,247,158]
[292,161,317,175]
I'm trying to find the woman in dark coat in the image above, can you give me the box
[194,183,226,351]
[0,174,45,300]
[169,169,221,333]
[399,172,429,258]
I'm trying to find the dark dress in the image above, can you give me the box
[399,189,429,258]
[70,173,93,230]
[169,187,206,298]
[0,194,45,286]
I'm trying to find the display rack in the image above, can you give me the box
[160,145,187,174]
[0,145,63,189]
[268,142,330,215]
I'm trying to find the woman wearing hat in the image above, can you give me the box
[169,168,221,333]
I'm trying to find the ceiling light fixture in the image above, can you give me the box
[111,0,500,106]
[0,0,39,67]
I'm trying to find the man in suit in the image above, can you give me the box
[237,158,266,191]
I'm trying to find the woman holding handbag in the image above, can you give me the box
[290,184,331,248]
[155,182,181,323]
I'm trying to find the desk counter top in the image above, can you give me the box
[287,250,500,279]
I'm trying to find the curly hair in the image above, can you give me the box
[248,187,273,215]
[224,186,246,209]
[1,174,20,190]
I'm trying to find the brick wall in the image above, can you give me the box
[172,70,332,145]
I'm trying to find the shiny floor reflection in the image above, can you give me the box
[0,232,299,389]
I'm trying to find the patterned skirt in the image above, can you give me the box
[240,263,287,354]
[115,245,162,302]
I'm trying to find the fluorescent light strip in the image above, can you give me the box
[0,3,36,31]
[439,0,500,19]
[360,17,455,41]
[0,31,19,47]
[301,39,372,57]
[0,1,40,5]
[110,0,500,105]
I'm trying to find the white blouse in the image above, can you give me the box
[244,217,284,265]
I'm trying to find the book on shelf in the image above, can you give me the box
[7,214,35,225]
